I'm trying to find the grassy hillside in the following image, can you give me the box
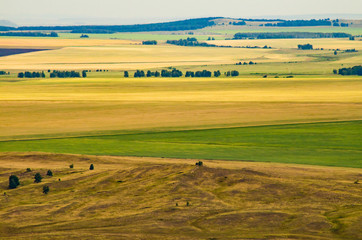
[0,121,361,168]
[0,153,361,240]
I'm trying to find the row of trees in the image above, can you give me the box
[298,44,313,50]
[12,18,219,33]
[127,69,241,78]
[236,61,257,65]
[50,70,86,78]
[142,40,157,45]
[234,32,351,39]
[0,71,9,75]
[0,32,58,37]
[166,38,216,47]
[263,19,333,27]
[18,71,46,78]
[335,66,362,76]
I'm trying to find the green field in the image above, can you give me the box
[0,121,361,168]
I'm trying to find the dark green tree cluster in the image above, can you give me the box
[298,44,313,50]
[134,70,145,77]
[161,69,182,77]
[50,71,81,78]
[214,70,221,77]
[18,71,46,78]
[16,18,219,33]
[232,21,246,26]
[80,34,89,38]
[234,32,351,39]
[146,70,160,77]
[0,31,58,37]
[264,19,331,27]
[142,40,157,45]
[225,71,240,77]
[337,66,362,76]
[236,61,257,65]
[166,38,216,47]
[185,70,212,77]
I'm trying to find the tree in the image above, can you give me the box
[43,185,50,194]
[47,170,53,176]
[82,70,87,78]
[41,71,45,78]
[9,175,20,189]
[18,72,24,78]
[50,32,58,37]
[90,164,94,170]
[69,164,74,169]
[34,173,42,183]
[124,71,129,77]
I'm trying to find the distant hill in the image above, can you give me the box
[14,17,221,33]
[0,20,17,27]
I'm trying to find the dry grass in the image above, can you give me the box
[0,153,361,239]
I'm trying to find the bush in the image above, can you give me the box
[47,170,53,176]
[34,173,42,183]
[43,185,50,194]
[9,175,20,189]
[26,168,32,172]
[69,164,74,169]
[90,164,94,170]
[196,161,203,166]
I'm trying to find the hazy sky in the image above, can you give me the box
[1,0,362,25]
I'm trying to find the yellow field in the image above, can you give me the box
[0,153,361,239]
[0,39,310,71]
[211,38,362,50]
[0,77,361,139]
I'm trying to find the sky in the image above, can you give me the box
[1,0,362,26]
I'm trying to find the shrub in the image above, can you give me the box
[26,168,32,172]
[9,175,20,189]
[34,173,42,183]
[43,185,50,194]
[69,164,74,169]
[196,161,203,166]
[47,170,53,176]
[90,164,94,170]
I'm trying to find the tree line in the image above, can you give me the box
[166,38,216,47]
[125,69,240,78]
[17,70,87,78]
[18,71,46,78]
[0,32,58,37]
[298,44,313,50]
[142,40,157,45]
[263,19,334,27]
[50,70,87,78]
[233,32,351,39]
[335,66,362,76]
[11,18,219,34]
